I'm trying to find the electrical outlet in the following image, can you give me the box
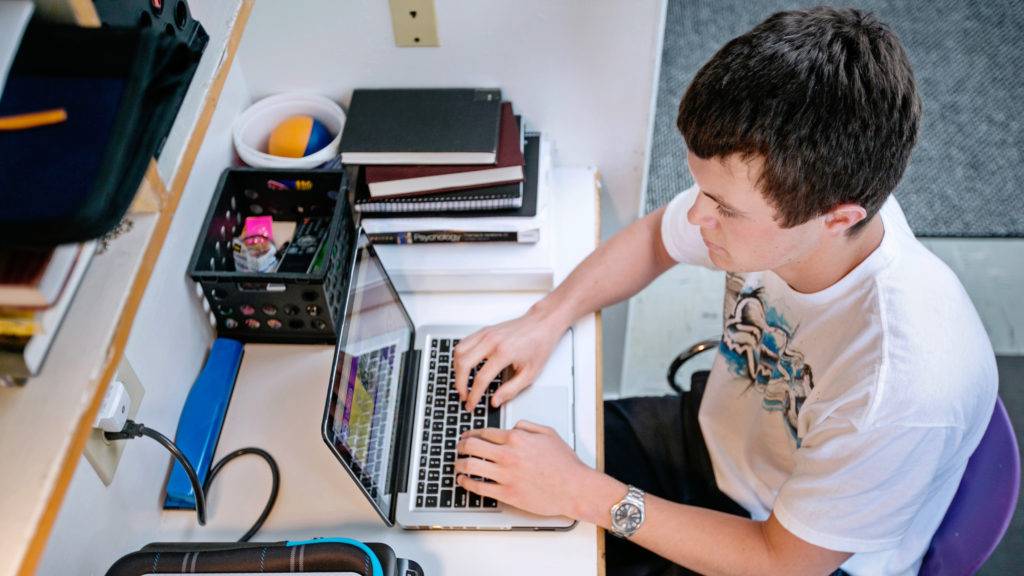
[388,0,439,47]
[84,356,145,486]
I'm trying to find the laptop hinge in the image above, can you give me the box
[390,348,420,518]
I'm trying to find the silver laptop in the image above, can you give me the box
[322,230,576,530]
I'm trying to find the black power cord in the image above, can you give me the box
[105,420,279,542]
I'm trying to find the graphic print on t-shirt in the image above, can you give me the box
[719,274,815,445]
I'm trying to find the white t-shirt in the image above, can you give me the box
[660,187,998,576]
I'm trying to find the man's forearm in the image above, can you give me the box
[573,472,802,576]
[539,208,785,575]
[530,206,675,330]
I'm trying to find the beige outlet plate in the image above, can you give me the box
[388,0,439,47]
[84,356,145,486]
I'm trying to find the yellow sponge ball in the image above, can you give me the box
[267,115,331,158]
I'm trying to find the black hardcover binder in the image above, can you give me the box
[340,88,503,165]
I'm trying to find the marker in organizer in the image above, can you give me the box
[267,178,313,191]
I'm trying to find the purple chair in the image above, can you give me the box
[919,397,1020,575]
[667,340,1022,575]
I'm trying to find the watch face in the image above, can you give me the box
[614,502,642,532]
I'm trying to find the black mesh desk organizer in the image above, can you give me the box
[188,169,356,344]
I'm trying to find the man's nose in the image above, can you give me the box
[687,193,718,229]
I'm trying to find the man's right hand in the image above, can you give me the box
[450,202,676,411]
[453,307,567,410]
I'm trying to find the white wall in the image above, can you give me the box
[238,0,664,231]
[920,239,1024,355]
[620,264,725,398]
[237,0,667,394]
[156,1,246,181]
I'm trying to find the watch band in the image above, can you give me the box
[626,485,644,501]
[609,484,646,539]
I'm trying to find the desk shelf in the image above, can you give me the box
[0,2,252,574]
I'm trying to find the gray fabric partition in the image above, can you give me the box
[646,0,1024,237]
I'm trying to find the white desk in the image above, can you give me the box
[155,168,603,575]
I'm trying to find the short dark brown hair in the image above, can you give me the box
[677,6,921,234]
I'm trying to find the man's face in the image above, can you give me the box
[686,151,822,273]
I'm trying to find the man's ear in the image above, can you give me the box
[823,203,868,235]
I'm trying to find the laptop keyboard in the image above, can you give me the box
[415,337,501,510]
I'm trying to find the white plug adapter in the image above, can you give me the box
[95,379,131,433]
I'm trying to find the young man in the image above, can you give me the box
[451,7,997,576]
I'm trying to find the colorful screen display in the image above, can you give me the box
[325,233,413,517]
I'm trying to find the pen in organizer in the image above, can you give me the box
[366,229,540,245]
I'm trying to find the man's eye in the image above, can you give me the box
[715,204,735,218]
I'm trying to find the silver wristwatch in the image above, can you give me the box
[609,485,646,539]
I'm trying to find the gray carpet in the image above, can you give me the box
[646,0,1024,237]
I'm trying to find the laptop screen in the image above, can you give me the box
[324,231,414,519]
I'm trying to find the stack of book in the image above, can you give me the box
[340,88,552,291]
[341,88,532,215]
[0,242,95,386]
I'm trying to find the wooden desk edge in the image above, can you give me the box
[15,2,253,574]
[129,160,169,213]
[594,171,606,576]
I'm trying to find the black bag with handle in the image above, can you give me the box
[0,20,203,246]
[105,539,423,576]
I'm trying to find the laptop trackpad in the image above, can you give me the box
[505,386,572,446]
[502,330,574,445]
